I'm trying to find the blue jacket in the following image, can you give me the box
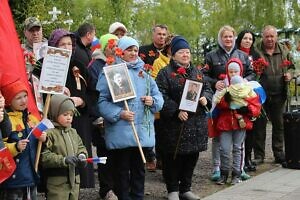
[1,109,40,188]
[96,58,164,150]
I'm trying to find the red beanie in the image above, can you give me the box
[1,74,28,106]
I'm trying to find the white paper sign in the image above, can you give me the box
[38,46,71,94]
[33,41,48,60]
[179,79,203,113]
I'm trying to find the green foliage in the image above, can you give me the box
[10,0,300,61]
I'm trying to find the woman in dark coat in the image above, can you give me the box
[156,36,213,200]
[33,29,94,188]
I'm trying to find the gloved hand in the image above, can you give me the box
[236,106,249,114]
[65,156,79,166]
[77,154,87,168]
[224,92,231,104]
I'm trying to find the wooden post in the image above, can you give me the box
[34,94,51,172]
[124,100,146,164]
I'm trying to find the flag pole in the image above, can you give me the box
[34,94,51,171]
[124,100,146,164]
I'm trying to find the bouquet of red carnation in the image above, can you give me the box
[252,58,269,81]
[280,59,293,73]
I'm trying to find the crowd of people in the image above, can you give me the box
[0,13,296,200]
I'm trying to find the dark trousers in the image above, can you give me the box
[245,120,259,160]
[254,95,286,159]
[73,115,95,188]
[111,147,145,200]
[93,125,115,198]
[0,186,37,200]
[162,152,199,193]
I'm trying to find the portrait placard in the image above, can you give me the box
[103,63,136,103]
[38,46,71,94]
[179,79,203,112]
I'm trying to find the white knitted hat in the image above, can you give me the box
[109,22,127,34]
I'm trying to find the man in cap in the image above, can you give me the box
[22,17,46,52]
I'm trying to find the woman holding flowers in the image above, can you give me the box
[97,36,164,200]
[156,36,213,200]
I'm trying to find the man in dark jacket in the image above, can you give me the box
[73,23,96,67]
[139,24,168,65]
[254,25,294,165]
[139,24,169,171]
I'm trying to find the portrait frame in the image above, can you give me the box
[179,79,203,113]
[103,63,136,103]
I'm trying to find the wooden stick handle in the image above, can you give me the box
[173,123,185,160]
[34,94,51,172]
[124,100,146,164]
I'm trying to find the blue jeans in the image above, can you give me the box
[219,130,246,173]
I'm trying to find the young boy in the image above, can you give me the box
[214,59,261,185]
[41,94,87,200]
[0,75,46,200]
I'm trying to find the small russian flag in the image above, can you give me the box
[31,118,54,138]
[85,157,107,164]
[91,37,101,52]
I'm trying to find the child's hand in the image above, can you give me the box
[141,96,153,106]
[17,139,29,152]
[199,96,207,106]
[38,132,47,142]
[215,80,225,91]
[120,110,135,122]
[178,111,188,121]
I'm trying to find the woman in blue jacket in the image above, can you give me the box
[96,36,164,200]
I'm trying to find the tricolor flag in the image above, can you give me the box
[91,37,101,52]
[85,157,107,164]
[30,118,54,138]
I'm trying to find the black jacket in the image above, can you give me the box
[139,43,160,65]
[204,47,255,90]
[156,59,214,154]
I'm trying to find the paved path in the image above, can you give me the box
[202,167,300,200]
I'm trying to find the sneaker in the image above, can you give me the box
[179,191,200,200]
[210,170,220,181]
[146,159,157,172]
[104,190,118,200]
[168,192,179,200]
[216,175,228,185]
[231,176,242,185]
[241,170,251,180]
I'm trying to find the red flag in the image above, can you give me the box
[0,1,40,119]
[0,147,16,183]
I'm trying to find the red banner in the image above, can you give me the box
[0,0,40,119]
[0,147,16,183]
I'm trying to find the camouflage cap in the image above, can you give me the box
[24,17,42,30]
